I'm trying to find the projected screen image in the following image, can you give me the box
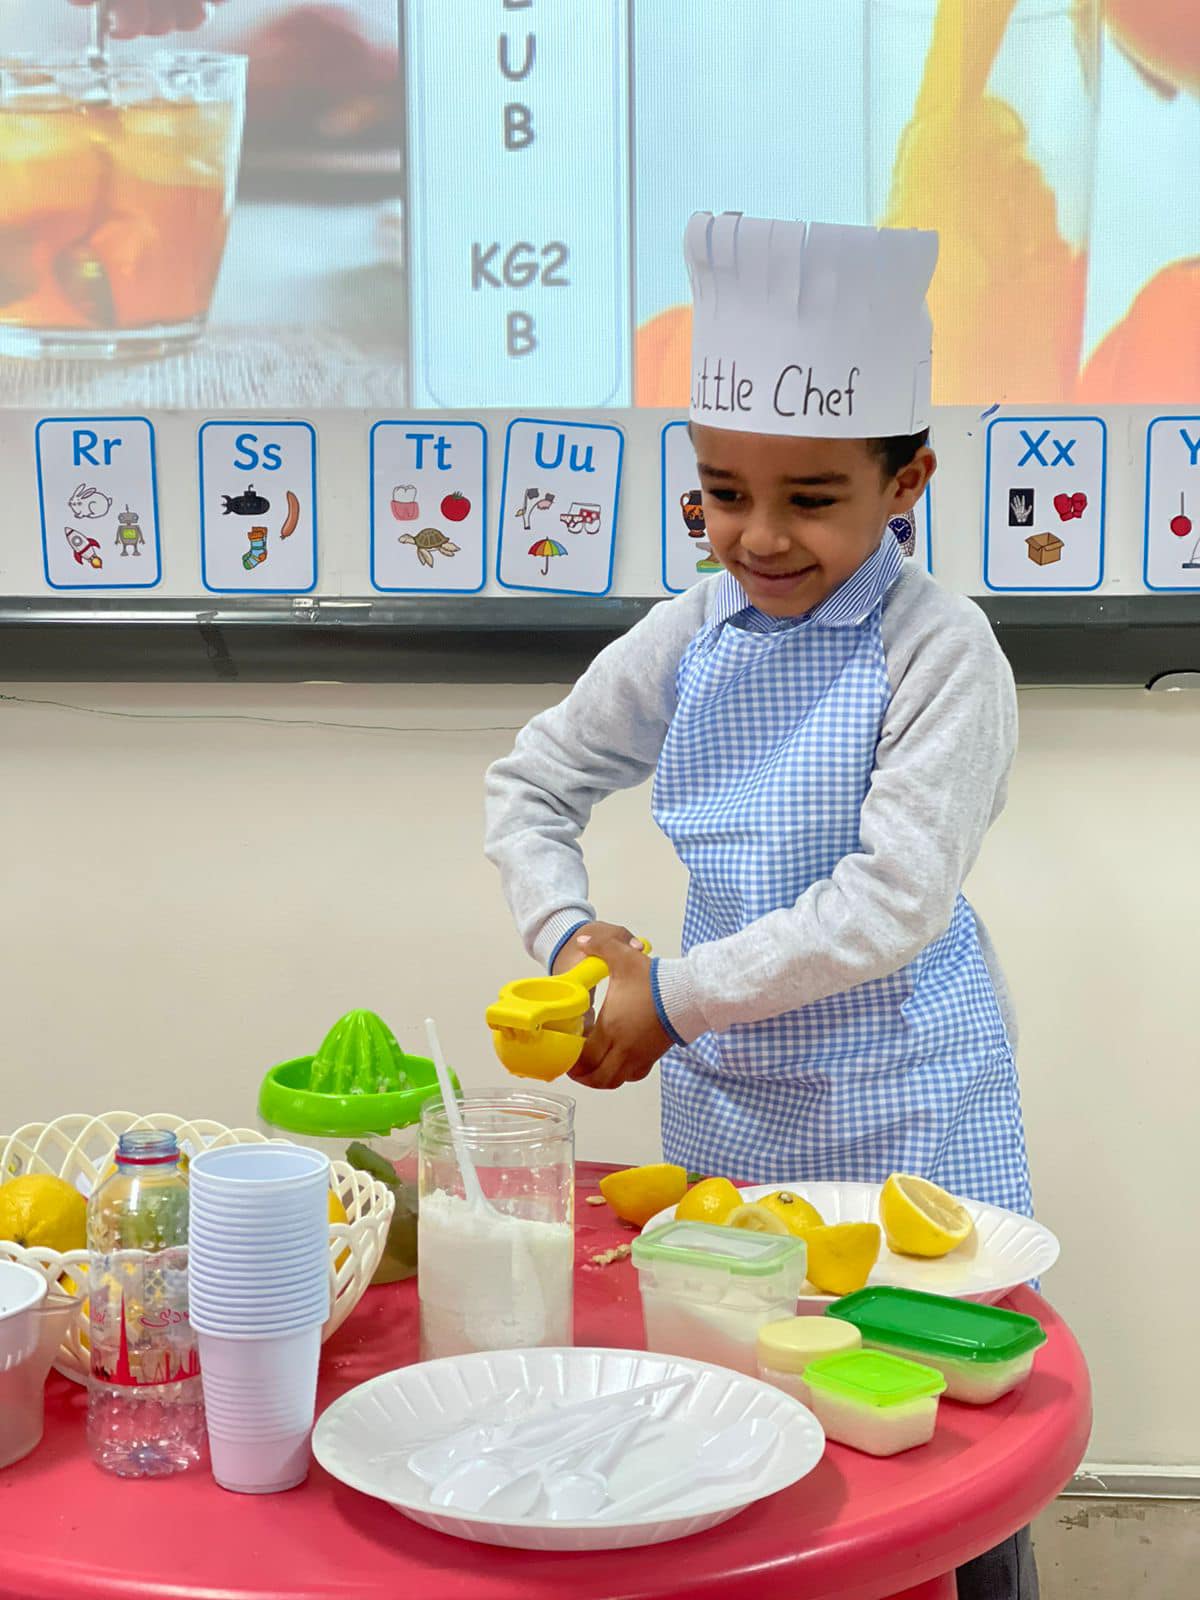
[1,0,1196,411]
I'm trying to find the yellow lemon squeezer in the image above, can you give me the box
[486,945,650,1082]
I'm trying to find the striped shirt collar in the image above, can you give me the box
[711,533,904,633]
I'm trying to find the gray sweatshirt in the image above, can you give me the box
[484,562,1017,1046]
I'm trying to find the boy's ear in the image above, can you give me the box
[892,448,937,513]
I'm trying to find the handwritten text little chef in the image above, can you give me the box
[692,355,862,421]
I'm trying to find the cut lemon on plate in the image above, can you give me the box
[800,1223,881,1297]
[755,1190,824,1236]
[599,1163,688,1228]
[880,1174,975,1258]
[726,1202,790,1236]
[676,1177,743,1227]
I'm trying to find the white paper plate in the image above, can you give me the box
[312,1346,825,1551]
[644,1181,1059,1310]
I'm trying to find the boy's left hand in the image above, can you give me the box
[569,931,672,1091]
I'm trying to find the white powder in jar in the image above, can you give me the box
[418,1189,573,1359]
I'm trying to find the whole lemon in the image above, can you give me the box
[755,1190,825,1237]
[0,1174,88,1252]
[676,1177,742,1227]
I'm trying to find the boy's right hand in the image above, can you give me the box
[553,922,645,1033]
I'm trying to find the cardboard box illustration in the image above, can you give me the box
[1026,532,1065,567]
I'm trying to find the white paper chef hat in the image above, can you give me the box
[685,212,939,438]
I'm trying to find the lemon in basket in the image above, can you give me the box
[0,1174,87,1252]
[329,1188,351,1269]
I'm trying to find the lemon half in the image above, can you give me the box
[599,1164,688,1228]
[726,1203,790,1236]
[880,1174,975,1258]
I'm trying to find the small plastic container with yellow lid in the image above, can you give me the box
[803,1349,947,1456]
[756,1316,863,1405]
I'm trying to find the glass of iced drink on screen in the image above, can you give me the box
[0,52,245,359]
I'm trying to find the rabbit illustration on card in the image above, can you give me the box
[68,483,112,520]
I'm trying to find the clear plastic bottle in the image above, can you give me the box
[86,1129,206,1477]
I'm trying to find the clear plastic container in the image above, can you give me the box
[86,1129,206,1477]
[804,1349,946,1456]
[418,1091,575,1360]
[756,1315,862,1405]
[827,1286,1047,1403]
[632,1221,808,1378]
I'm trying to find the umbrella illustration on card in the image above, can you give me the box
[529,538,567,576]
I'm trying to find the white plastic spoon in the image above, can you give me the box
[599,1417,781,1521]
[426,1017,549,1348]
[543,1415,645,1521]
[430,1409,652,1515]
[425,1017,490,1214]
[398,1374,693,1484]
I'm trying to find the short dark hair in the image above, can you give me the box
[869,429,931,480]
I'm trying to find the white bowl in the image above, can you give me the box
[644,1180,1060,1311]
[313,1345,826,1551]
[0,1112,395,1382]
[0,1261,48,1372]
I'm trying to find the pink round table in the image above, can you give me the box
[0,1165,1090,1600]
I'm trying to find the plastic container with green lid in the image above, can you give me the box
[804,1349,947,1455]
[756,1315,862,1405]
[257,1010,454,1284]
[631,1220,807,1376]
[826,1287,1047,1404]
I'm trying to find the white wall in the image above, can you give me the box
[1,679,1196,1467]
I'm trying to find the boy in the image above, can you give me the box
[486,214,1035,1596]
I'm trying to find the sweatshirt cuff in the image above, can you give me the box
[533,908,595,973]
[650,957,708,1046]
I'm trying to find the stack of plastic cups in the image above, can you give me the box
[188,1144,331,1494]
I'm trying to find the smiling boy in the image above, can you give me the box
[487,212,1031,1233]
[486,212,1038,1595]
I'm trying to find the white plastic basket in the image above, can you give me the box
[0,1111,395,1383]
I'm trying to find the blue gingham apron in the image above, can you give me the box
[651,538,1033,1216]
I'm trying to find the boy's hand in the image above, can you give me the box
[552,922,646,1035]
[568,930,671,1092]
[551,921,645,977]
[69,0,227,39]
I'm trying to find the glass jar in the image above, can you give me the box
[865,0,1100,405]
[418,1092,575,1361]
